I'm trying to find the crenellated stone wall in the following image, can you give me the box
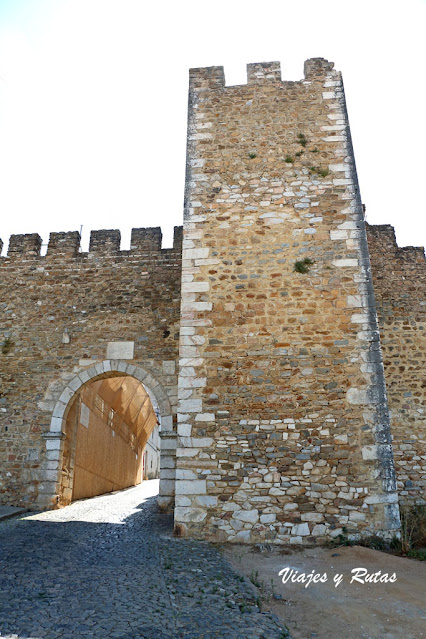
[0,227,182,509]
[367,224,426,507]
[174,59,400,544]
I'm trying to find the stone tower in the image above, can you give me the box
[174,59,400,543]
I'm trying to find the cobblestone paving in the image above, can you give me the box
[0,481,290,639]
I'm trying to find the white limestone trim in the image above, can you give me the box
[47,360,172,435]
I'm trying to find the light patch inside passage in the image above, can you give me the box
[23,481,160,524]
[80,402,90,428]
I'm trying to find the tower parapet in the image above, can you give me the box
[188,58,337,89]
[188,66,225,91]
[304,57,335,78]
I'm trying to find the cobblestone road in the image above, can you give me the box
[0,481,289,639]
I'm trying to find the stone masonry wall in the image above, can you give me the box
[174,59,400,544]
[0,227,182,509]
[367,224,426,507]
[2,58,424,543]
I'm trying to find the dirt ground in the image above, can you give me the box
[225,544,426,639]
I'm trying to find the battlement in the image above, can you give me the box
[366,223,426,264]
[47,231,81,257]
[189,58,336,89]
[1,226,183,259]
[303,57,335,78]
[89,229,121,254]
[8,233,43,256]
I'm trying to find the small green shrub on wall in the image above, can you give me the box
[294,258,314,274]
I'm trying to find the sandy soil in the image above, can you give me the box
[225,544,426,639]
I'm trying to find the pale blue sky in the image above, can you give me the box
[0,0,425,253]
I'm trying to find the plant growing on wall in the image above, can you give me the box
[294,258,314,274]
[309,166,329,177]
[1,337,14,355]
[297,133,308,147]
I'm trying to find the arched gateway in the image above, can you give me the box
[38,361,176,512]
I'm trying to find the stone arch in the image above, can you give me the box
[39,360,176,512]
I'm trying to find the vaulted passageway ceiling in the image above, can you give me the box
[91,376,158,449]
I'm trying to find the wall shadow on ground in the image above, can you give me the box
[0,493,286,639]
[0,496,177,639]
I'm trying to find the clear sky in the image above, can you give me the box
[0,0,425,253]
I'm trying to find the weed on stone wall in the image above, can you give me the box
[297,133,308,147]
[309,166,329,177]
[1,337,14,355]
[293,258,314,274]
